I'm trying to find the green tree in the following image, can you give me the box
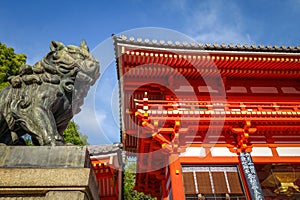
[0,42,26,89]
[63,121,89,146]
[23,120,88,146]
[124,160,157,200]
[23,134,34,146]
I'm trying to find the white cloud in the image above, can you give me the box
[172,1,253,45]
[73,77,119,144]
[74,103,119,145]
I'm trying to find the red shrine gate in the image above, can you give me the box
[114,35,300,200]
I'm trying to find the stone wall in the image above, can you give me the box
[0,146,99,200]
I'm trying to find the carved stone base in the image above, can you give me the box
[0,146,99,200]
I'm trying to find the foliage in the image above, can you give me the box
[22,120,88,146]
[124,160,157,200]
[63,121,89,146]
[0,43,26,90]
[23,134,34,146]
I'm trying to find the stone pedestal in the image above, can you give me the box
[0,146,99,200]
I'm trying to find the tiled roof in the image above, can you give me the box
[88,143,122,156]
[113,34,300,53]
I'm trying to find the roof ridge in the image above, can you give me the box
[112,34,300,53]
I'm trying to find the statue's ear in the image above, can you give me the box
[50,41,65,51]
[80,40,89,52]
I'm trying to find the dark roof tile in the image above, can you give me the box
[88,143,122,156]
[113,35,300,53]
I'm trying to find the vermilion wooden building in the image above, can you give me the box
[89,144,122,200]
[113,35,300,200]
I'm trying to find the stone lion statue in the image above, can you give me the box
[0,40,100,146]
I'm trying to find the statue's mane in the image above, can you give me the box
[8,42,96,90]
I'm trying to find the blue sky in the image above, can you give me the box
[1,0,300,145]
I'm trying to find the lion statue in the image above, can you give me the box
[0,40,100,146]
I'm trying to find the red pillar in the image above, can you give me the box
[169,154,185,200]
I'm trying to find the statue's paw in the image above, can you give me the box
[64,142,75,146]
[54,140,64,146]
[0,143,7,146]
[54,134,64,141]
[53,135,64,146]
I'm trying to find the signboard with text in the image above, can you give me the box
[239,152,265,200]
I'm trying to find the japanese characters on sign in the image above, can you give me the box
[240,152,264,200]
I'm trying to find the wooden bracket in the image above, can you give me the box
[229,120,257,153]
